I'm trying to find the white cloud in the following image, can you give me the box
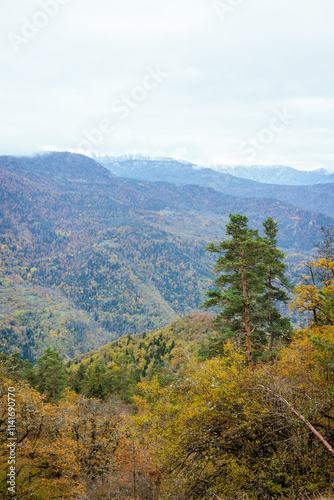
[0,0,333,170]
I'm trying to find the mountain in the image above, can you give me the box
[1,152,114,183]
[95,154,334,185]
[0,152,332,360]
[96,154,334,217]
[212,164,334,185]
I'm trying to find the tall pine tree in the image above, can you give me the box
[36,348,67,402]
[204,214,292,365]
[261,217,292,350]
[204,214,267,368]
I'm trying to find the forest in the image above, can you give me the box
[0,152,332,362]
[1,211,334,499]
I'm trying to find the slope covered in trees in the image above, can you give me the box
[0,152,333,359]
[2,305,334,498]
[66,313,218,402]
[1,217,334,499]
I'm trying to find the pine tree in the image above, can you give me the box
[261,217,293,350]
[204,215,292,364]
[204,214,267,368]
[85,361,109,399]
[71,363,87,393]
[36,348,67,402]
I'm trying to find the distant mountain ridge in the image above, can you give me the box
[93,153,334,185]
[212,164,334,185]
[94,154,334,217]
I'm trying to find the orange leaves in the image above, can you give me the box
[1,368,137,499]
[0,378,85,499]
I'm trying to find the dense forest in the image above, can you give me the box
[1,154,334,498]
[1,203,334,499]
[0,152,333,362]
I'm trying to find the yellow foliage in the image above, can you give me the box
[0,376,85,499]
[290,256,334,326]
[133,330,334,499]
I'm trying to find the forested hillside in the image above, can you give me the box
[2,278,334,499]
[0,152,333,360]
[1,194,334,499]
[66,313,217,402]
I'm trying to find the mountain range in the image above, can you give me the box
[212,164,334,185]
[92,154,334,185]
[95,154,334,217]
[0,151,332,361]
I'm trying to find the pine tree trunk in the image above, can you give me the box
[240,253,254,369]
[268,270,274,351]
[53,369,56,401]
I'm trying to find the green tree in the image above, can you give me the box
[70,362,87,393]
[85,361,109,399]
[204,214,267,367]
[36,347,67,402]
[261,217,292,350]
[204,215,292,364]
[106,354,141,402]
[0,352,36,385]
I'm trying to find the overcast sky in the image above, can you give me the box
[1,0,333,170]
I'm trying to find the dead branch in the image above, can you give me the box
[258,385,334,456]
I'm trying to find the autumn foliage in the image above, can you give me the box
[1,211,334,499]
[133,331,334,499]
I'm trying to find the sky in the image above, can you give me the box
[0,0,333,170]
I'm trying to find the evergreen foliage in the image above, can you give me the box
[67,313,217,402]
[204,214,292,365]
[36,347,67,402]
[261,217,293,350]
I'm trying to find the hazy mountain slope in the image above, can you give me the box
[97,155,334,216]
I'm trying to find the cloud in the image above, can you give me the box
[0,0,333,170]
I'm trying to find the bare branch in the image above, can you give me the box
[259,385,334,456]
